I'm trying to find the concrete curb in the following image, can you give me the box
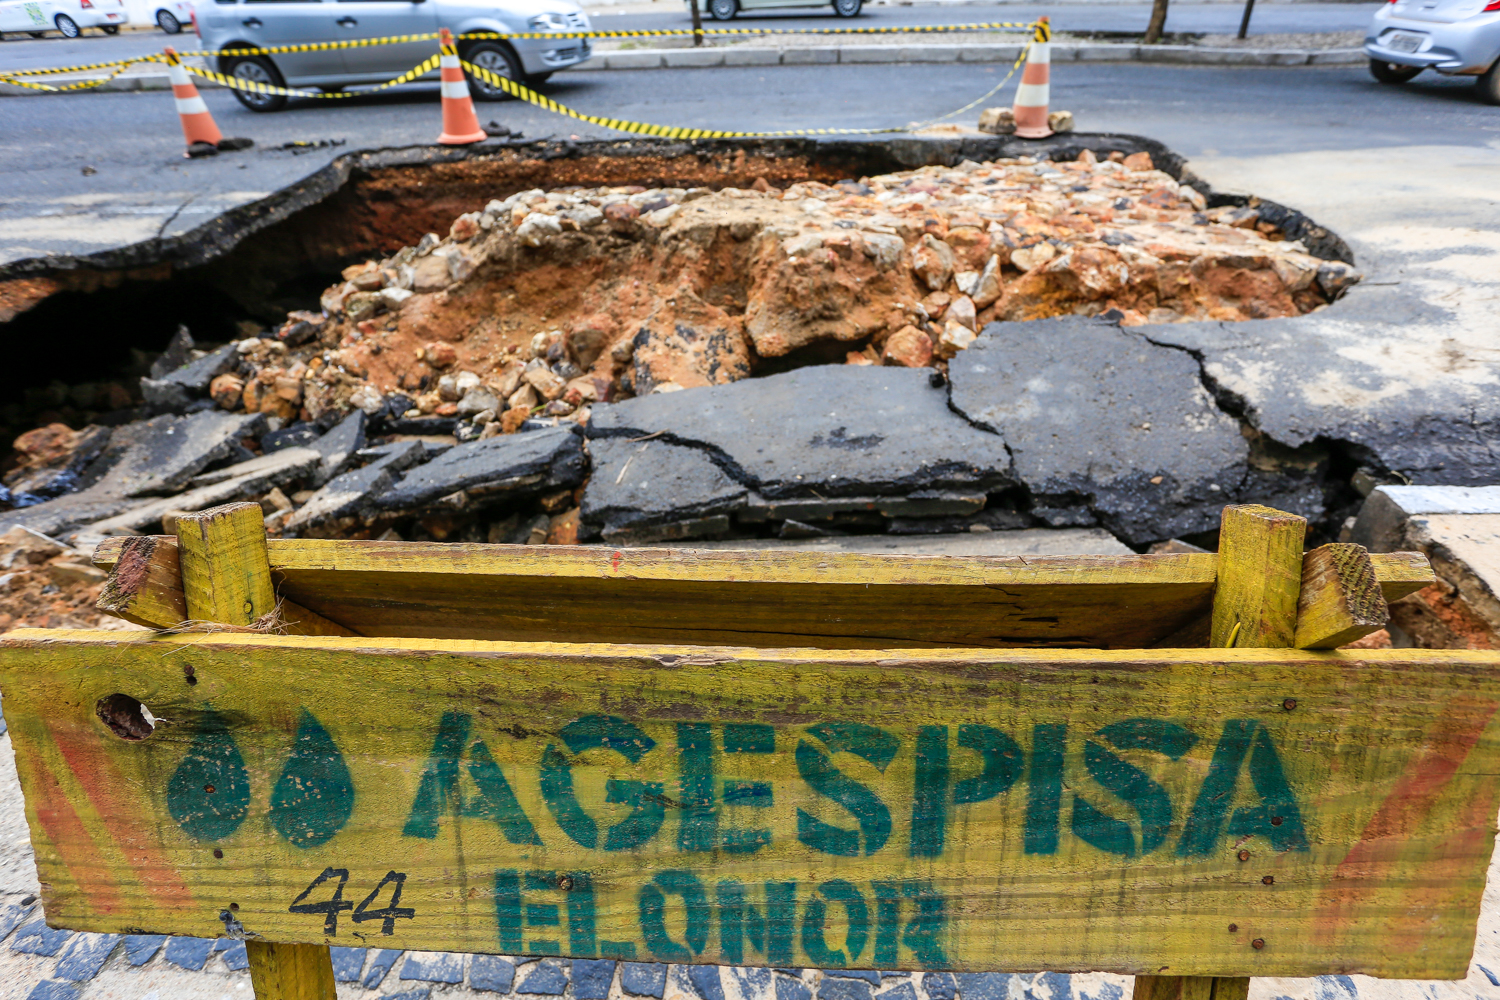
[575,42,1367,71]
[0,43,1367,94]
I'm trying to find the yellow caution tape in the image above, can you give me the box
[2,20,1038,83]
[181,54,441,99]
[177,21,1036,58]
[4,17,1040,129]
[0,54,162,90]
[459,39,1030,138]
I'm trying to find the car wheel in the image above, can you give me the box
[463,41,521,101]
[224,55,288,112]
[101,24,118,34]
[54,14,79,38]
[832,0,861,16]
[1478,60,1500,105]
[156,10,181,33]
[708,0,736,21]
[1368,58,1422,84]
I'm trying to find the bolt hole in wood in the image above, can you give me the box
[94,693,155,741]
[184,664,198,686]
[214,849,224,859]
[1228,924,1238,933]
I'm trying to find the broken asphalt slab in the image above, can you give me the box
[288,440,427,531]
[588,365,1015,501]
[948,317,1249,544]
[372,425,586,514]
[1138,311,1500,488]
[0,410,267,539]
[581,437,748,544]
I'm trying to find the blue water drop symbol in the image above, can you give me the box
[270,709,355,848]
[166,707,250,841]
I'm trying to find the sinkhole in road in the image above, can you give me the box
[0,135,1379,561]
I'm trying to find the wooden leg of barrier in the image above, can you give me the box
[245,941,338,1000]
[176,502,338,1000]
[1136,505,1308,1000]
[1134,977,1249,1000]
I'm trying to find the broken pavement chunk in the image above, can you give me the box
[589,365,1013,501]
[287,440,427,531]
[373,425,585,513]
[580,437,747,543]
[948,316,1249,545]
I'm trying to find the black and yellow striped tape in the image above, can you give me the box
[3,20,1037,84]
[182,55,440,99]
[1,57,158,92]
[177,21,1036,58]
[458,38,1029,138]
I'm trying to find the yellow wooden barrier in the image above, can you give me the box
[2,502,1497,1000]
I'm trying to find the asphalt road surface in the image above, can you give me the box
[0,2,1381,73]
[1,56,1496,266]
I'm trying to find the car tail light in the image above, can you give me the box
[1486,0,1500,10]
[79,0,93,7]
[191,9,200,36]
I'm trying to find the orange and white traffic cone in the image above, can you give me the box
[1012,18,1053,140]
[437,28,487,145]
[163,46,223,155]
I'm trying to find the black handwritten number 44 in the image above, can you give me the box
[290,868,415,935]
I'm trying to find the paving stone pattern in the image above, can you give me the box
[10,909,1497,1000]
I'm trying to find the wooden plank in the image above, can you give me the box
[89,536,1434,649]
[173,502,337,1000]
[1295,545,1389,650]
[2,630,1497,980]
[1209,505,1306,648]
[95,535,187,630]
[267,540,1220,649]
[94,534,360,637]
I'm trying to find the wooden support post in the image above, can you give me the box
[174,502,338,1000]
[1137,504,1306,1000]
[1136,976,1249,1000]
[244,941,339,1000]
[1209,503,1306,648]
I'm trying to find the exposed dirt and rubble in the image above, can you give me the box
[272,150,1353,433]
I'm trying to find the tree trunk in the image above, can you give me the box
[690,0,704,46]
[1143,0,1169,44]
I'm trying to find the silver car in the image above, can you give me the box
[1365,0,1500,103]
[195,0,592,112]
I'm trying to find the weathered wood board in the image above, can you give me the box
[90,539,1435,650]
[2,630,1496,980]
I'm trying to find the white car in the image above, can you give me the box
[197,0,593,112]
[1366,0,1500,104]
[0,0,128,36]
[153,0,191,33]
